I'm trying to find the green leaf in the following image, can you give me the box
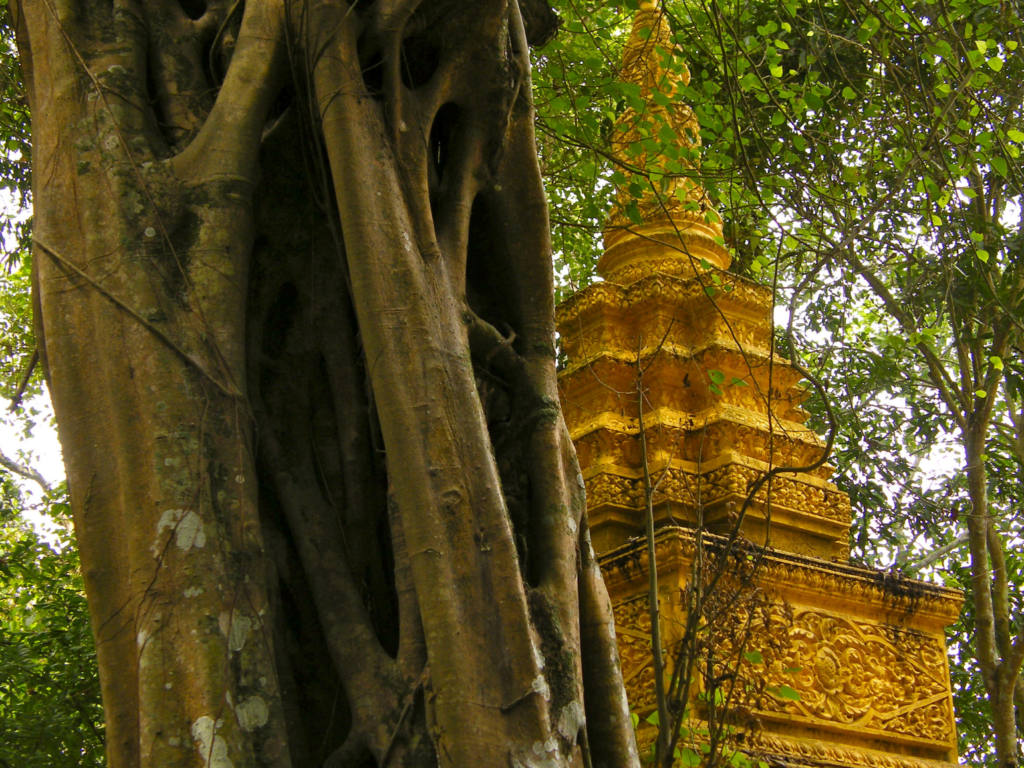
[990,356,1004,371]
[977,250,990,263]
[991,157,1008,177]
[710,384,724,396]
[858,15,880,40]
[744,650,764,664]
[679,748,702,767]
[975,390,988,398]
[778,685,801,701]
[646,710,660,726]
[730,377,749,386]
[842,86,857,99]
[987,57,1003,72]
[1007,130,1024,143]
[709,369,726,385]
[731,750,749,767]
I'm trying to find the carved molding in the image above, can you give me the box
[558,344,809,426]
[599,529,963,628]
[631,727,958,768]
[570,413,830,480]
[556,273,771,332]
[632,728,958,768]
[749,731,957,768]
[584,464,851,525]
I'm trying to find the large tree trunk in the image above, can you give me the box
[9,0,640,766]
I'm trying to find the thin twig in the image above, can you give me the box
[8,347,38,411]
[34,239,240,399]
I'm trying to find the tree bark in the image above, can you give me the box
[11,0,640,766]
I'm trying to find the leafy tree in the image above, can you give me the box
[0,481,104,768]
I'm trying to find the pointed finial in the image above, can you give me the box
[621,1,690,93]
[601,1,730,285]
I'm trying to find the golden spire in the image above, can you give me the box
[602,1,731,285]
[556,1,848,561]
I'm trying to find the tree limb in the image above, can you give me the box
[0,450,49,492]
[904,532,969,570]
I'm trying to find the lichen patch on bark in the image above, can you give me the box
[235,696,270,731]
[154,508,206,553]
[191,716,233,768]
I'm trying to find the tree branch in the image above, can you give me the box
[904,532,969,570]
[843,247,969,428]
[0,450,49,492]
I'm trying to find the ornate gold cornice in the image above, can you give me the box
[585,463,849,519]
[599,528,963,628]
[748,731,959,768]
[568,407,831,477]
[633,727,960,768]
[558,340,803,388]
[555,270,771,330]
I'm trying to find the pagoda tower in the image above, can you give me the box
[556,5,964,766]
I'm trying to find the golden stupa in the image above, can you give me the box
[556,5,963,766]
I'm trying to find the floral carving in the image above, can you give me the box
[750,731,956,768]
[613,596,659,710]
[569,415,828,478]
[612,582,956,766]
[583,464,851,527]
[726,607,955,745]
[599,530,963,634]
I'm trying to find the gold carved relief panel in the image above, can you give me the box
[729,607,956,749]
[610,587,957,761]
